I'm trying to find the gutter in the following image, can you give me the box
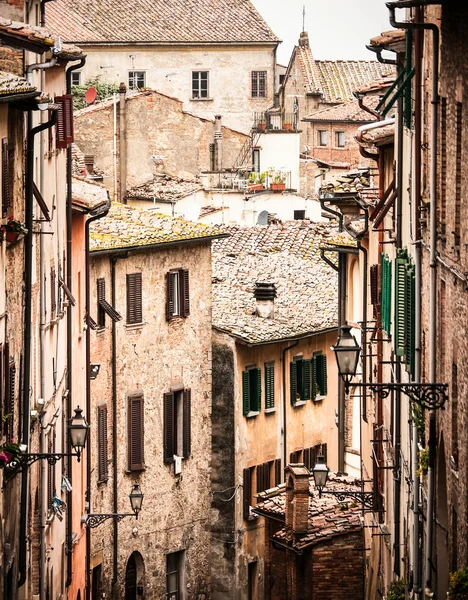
[282,340,298,475]
[212,326,339,347]
[355,118,395,161]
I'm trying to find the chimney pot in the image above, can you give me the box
[254,282,276,319]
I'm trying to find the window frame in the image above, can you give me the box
[128,71,146,90]
[126,272,143,325]
[71,71,81,86]
[290,355,311,405]
[318,129,328,147]
[251,71,267,98]
[335,130,345,147]
[166,269,189,320]
[192,71,209,99]
[163,388,191,464]
[166,550,185,600]
[242,365,261,417]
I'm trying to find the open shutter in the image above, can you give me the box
[256,464,264,493]
[275,458,282,485]
[128,394,144,471]
[317,354,327,396]
[312,355,318,400]
[166,272,174,321]
[127,272,142,324]
[64,94,74,144]
[303,448,310,470]
[405,266,416,375]
[163,392,174,463]
[55,96,67,149]
[2,138,12,218]
[97,405,108,481]
[394,254,408,356]
[290,361,297,405]
[4,345,13,439]
[50,267,56,319]
[242,371,250,416]
[321,443,328,464]
[264,462,271,491]
[290,451,298,464]
[254,368,261,412]
[243,468,251,519]
[183,388,191,458]
[370,264,379,307]
[303,359,311,400]
[381,254,392,335]
[182,269,190,317]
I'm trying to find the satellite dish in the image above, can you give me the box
[257,210,269,226]
[85,87,97,104]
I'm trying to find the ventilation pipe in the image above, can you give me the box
[119,82,127,203]
[214,115,223,172]
[254,282,277,319]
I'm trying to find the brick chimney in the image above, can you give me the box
[254,282,277,319]
[285,464,310,538]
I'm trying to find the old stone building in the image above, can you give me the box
[46,0,280,133]
[88,203,224,599]
[210,221,345,599]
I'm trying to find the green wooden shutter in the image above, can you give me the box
[311,355,317,400]
[381,253,392,335]
[242,370,250,415]
[303,359,311,400]
[290,361,297,405]
[265,363,274,409]
[405,266,416,376]
[254,368,262,412]
[318,354,328,396]
[394,253,408,356]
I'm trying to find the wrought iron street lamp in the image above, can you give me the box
[312,455,374,511]
[332,324,448,409]
[82,484,144,528]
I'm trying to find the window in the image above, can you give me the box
[127,393,144,471]
[166,269,189,320]
[290,356,311,404]
[451,362,458,468]
[380,253,392,336]
[318,130,327,146]
[264,362,275,410]
[50,267,56,320]
[71,72,81,86]
[243,466,255,520]
[163,388,191,463]
[312,352,327,400]
[55,95,74,149]
[393,250,416,375]
[251,71,267,98]
[192,71,209,99]
[248,561,258,600]
[97,278,122,328]
[242,366,261,416]
[48,431,56,511]
[335,131,345,147]
[252,148,260,173]
[279,74,285,86]
[440,97,447,236]
[454,101,462,249]
[166,551,185,600]
[97,405,108,482]
[2,138,12,218]
[293,210,305,220]
[128,71,146,90]
[126,272,142,324]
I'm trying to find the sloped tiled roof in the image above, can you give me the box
[71,143,106,178]
[46,0,280,45]
[126,174,203,204]
[90,202,225,252]
[369,29,406,53]
[304,98,377,123]
[254,472,363,550]
[0,17,82,57]
[72,176,109,212]
[0,71,37,98]
[293,33,394,104]
[212,221,339,344]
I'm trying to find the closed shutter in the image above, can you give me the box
[303,448,310,470]
[405,265,416,375]
[256,464,264,493]
[309,446,317,470]
[0,345,3,425]
[370,264,379,308]
[183,388,191,458]
[50,267,56,319]
[290,451,298,464]
[243,468,251,520]
[253,368,261,412]
[303,359,311,400]
[48,436,54,510]
[312,355,318,400]
[394,253,408,356]
[97,405,108,481]
[128,394,144,471]
[166,272,175,320]
[242,371,250,415]
[2,138,12,218]
[381,254,392,335]
[264,363,274,409]
[321,443,328,464]
[316,354,328,397]
[264,462,271,491]
[126,273,143,324]
[4,345,13,438]
[55,97,67,149]
[275,458,282,485]
[182,269,190,317]
[290,361,297,405]
[163,392,174,463]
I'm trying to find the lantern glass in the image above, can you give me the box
[129,484,144,517]
[312,455,329,492]
[68,406,89,451]
[333,324,361,379]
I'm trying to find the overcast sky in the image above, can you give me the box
[251,0,391,64]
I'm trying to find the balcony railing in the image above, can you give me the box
[253,112,298,132]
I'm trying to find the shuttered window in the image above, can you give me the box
[242,366,261,416]
[50,267,56,320]
[97,278,122,327]
[2,137,12,218]
[243,467,252,520]
[370,263,379,318]
[264,362,275,410]
[380,253,392,335]
[55,95,74,149]
[275,458,282,485]
[97,405,108,482]
[405,265,416,375]
[163,388,191,463]
[256,461,272,495]
[394,252,408,357]
[290,357,311,405]
[312,352,327,400]
[126,272,143,324]
[127,394,144,471]
[251,71,267,98]
[47,432,56,510]
[4,345,14,439]
[166,269,189,320]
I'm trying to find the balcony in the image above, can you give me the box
[252,112,298,132]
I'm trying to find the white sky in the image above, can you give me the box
[251,0,391,64]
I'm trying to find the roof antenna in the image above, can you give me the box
[302,4,306,32]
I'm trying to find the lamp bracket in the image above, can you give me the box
[323,490,375,511]
[363,382,448,410]
[5,452,81,477]
[82,513,135,529]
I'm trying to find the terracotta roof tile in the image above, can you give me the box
[46,0,280,45]
[212,221,339,344]
[304,98,378,123]
[0,70,36,97]
[90,202,224,252]
[369,29,406,52]
[72,176,109,212]
[126,174,203,203]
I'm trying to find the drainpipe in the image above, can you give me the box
[18,109,57,589]
[119,83,127,203]
[281,340,298,471]
[387,5,440,592]
[65,56,86,590]
[26,56,58,84]
[337,252,347,473]
[366,45,399,66]
[214,115,223,172]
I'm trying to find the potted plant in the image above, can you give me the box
[449,566,468,599]
[248,171,264,192]
[0,440,22,468]
[283,120,293,131]
[270,171,286,191]
[387,579,405,600]
[3,216,27,243]
[256,119,267,131]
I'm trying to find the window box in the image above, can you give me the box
[270,183,285,191]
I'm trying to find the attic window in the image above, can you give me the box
[192,71,209,99]
[128,71,145,90]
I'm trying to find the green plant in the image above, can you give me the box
[71,76,120,111]
[387,579,406,600]
[249,172,258,184]
[272,171,286,184]
[449,566,468,599]
[417,448,429,477]
[4,216,26,234]
[0,440,22,468]
[411,403,425,438]
[259,171,268,184]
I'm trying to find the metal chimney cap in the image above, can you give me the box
[254,282,277,301]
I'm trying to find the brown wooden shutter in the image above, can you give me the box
[274,458,282,485]
[290,451,298,464]
[128,394,144,471]
[303,448,310,470]
[183,388,191,458]
[64,94,74,145]
[97,278,106,327]
[182,269,190,317]
[243,468,251,520]
[310,446,317,470]
[126,273,142,324]
[50,267,56,320]
[264,462,271,491]
[166,272,175,321]
[2,137,12,218]
[4,344,13,439]
[256,464,263,494]
[163,392,174,463]
[370,264,379,307]
[0,345,3,426]
[97,405,108,481]
[55,97,67,149]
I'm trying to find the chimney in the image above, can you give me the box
[285,465,310,538]
[254,282,277,319]
[214,115,223,172]
[84,155,94,175]
[299,31,309,48]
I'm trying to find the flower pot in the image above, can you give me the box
[5,230,19,243]
[257,123,266,131]
[283,123,292,130]
[248,184,265,192]
[270,183,286,191]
